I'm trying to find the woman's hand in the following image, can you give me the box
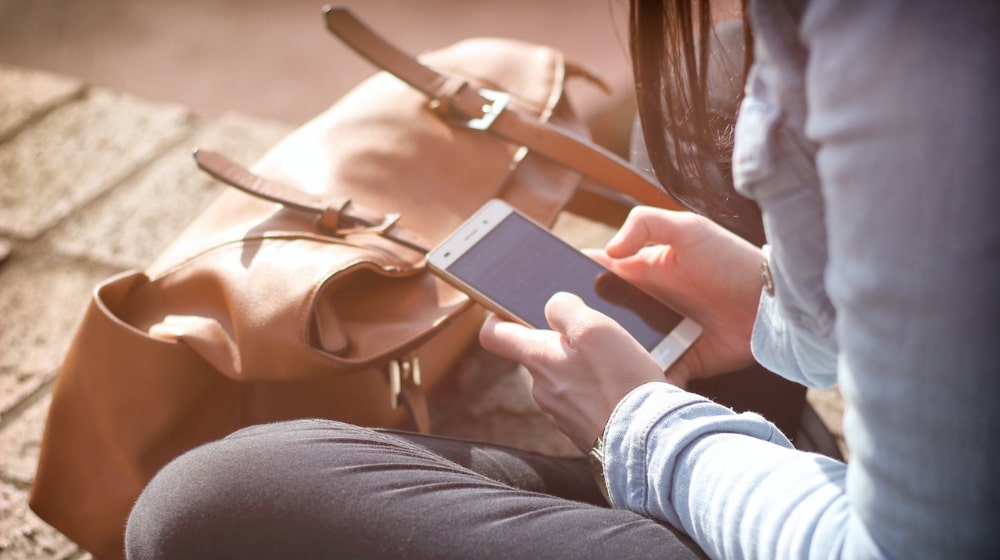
[590,206,765,386]
[479,206,764,450]
[480,293,665,452]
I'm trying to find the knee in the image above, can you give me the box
[125,419,344,558]
[125,433,249,558]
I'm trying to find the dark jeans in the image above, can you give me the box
[125,419,707,559]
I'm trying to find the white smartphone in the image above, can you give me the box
[428,199,702,371]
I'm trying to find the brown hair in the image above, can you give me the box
[629,0,762,240]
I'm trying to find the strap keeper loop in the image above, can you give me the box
[428,76,468,117]
[318,199,353,232]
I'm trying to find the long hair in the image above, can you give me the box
[629,0,763,241]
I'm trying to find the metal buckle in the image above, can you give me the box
[459,89,511,131]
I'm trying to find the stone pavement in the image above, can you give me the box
[0,64,297,559]
[0,63,845,559]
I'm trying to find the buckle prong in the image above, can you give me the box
[459,89,511,131]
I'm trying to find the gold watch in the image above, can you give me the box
[588,435,611,505]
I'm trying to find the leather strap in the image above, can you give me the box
[399,380,431,434]
[323,6,684,212]
[194,149,432,254]
[196,149,437,432]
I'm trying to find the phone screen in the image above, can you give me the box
[446,212,685,351]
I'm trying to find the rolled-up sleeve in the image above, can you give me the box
[604,382,858,560]
[750,245,838,389]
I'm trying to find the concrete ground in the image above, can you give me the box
[0,2,846,558]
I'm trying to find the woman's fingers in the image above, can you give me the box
[544,292,656,367]
[605,206,694,259]
[482,293,640,368]
[587,245,679,305]
[481,293,669,451]
[581,247,610,266]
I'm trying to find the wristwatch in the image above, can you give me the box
[588,435,611,505]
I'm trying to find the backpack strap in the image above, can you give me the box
[323,6,683,212]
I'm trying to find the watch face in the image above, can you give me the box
[588,437,610,505]
[761,261,775,296]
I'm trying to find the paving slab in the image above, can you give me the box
[0,64,83,143]
[0,478,83,560]
[0,254,116,416]
[0,392,50,485]
[0,88,191,240]
[45,113,292,270]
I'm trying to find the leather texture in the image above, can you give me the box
[29,9,683,559]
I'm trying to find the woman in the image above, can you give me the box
[125,1,999,558]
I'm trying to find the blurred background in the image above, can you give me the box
[0,0,636,134]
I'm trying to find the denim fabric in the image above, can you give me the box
[604,0,1000,558]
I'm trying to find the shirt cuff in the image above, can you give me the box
[751,246,838,388]
[603,382,792,527]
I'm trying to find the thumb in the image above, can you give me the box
[543,291,592,337]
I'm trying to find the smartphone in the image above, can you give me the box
[428,199,701,371]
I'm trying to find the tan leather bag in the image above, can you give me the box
[29,8,679,559]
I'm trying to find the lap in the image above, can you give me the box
[126,419,706,560]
